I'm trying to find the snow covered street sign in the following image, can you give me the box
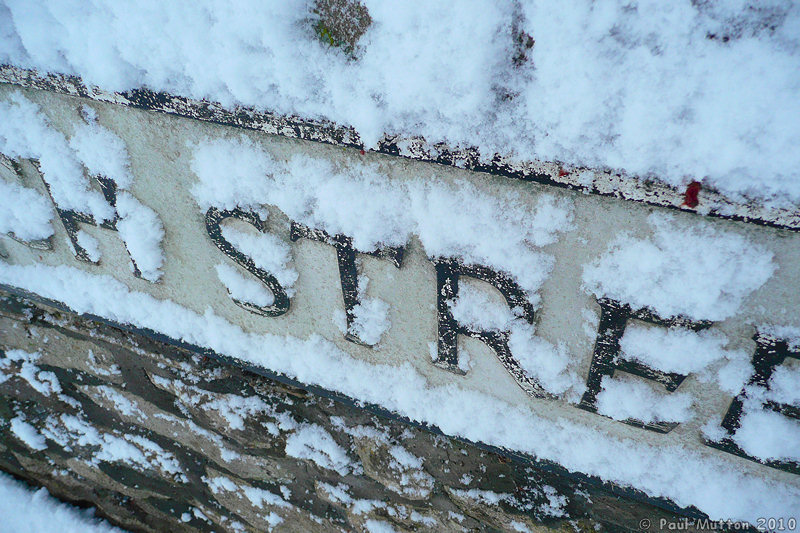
[1,71,800,526]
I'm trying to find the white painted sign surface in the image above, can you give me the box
[1,84,799,522]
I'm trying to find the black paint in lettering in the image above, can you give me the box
[290,222,403,346]
[205,207,290,317]
[29,159,148,279]
[706,332,800,475]
[578,298,711,433]
[433,257,551,399]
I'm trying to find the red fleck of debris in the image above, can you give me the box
[359,149,365,155]
[558,167,569,177]
[682,181,701,208]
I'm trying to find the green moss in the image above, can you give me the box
[315,21,337,48]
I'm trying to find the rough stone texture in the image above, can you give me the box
[0,288,702,532]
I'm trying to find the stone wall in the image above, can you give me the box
[0,287,699,532]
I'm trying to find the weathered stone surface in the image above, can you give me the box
[0,288,702,532]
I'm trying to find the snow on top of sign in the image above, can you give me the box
[1,1,798,205]
[115,192,165,282]
[767,364,800,406]
[191,136,573,301]
[1,261,798,523]
[0,92,114,222]
[0,177,53,241]
[597,374,693,425]
[733,408,800,463]
[219,224,298,295]
[69,106,133,190]
[582,213,775,321]
[0,93,166,281]
[619,324,748,376]
[345,298,390,346]
[449,278,580,396]
[215,262,276,308]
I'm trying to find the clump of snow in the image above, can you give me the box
[767,364,800,406]
[192,138,573,300]
[449,278,516,332]
[10,415,47,451]
[284,424,353,475]
[733,408,800,463]
[583,213,775,321]
[4,2,800,204]
[539,485,567,518]
[69,107,133,189]
[116,192,165,282]
[204,475,287,529]
[75,230,101,262]
[220,224,297,295]
[0,177,54,241]
[508,323,580,397]
[39,412,187,481]
[619,324,740,375]
[450,487,511,505]
[0,93,114,222]
[761,324,800,351]
[348,297,390,345]
[215,262,275,308]
[0,471,125,533]
[149,374,285,434]
[596,375,693,425]
[714,356,754,396]
[365,519,396,533]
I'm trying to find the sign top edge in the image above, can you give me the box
[1,64,797,233]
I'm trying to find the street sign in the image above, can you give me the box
[1,74,799,523]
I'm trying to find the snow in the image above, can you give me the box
[0,92,115,222]
[0,10,798,522]
[39,411,187,481]
[508,323,579,397]
[347,297,389,346]
[449,278,517,332]
[583,213,775,321]
[115,192,164,282]
[449,278,580,395]
[596,374,693,425]
[192,137,573,302]
[619,323,746,376]
[69,107,133,189]
[219,224,297,295]
[767,364,800,406]
[0,262,796,523]
[733,408,800,463]
[0,471,125,533]
[10,416,47,450]
[215,262,275,307]
[2,1,798,205]
[150,374,283,435]
[0,93,165,280]
[364,519,396,533]
[75,230,101,262]
[0,176,54,242]
[284,424,353,476]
